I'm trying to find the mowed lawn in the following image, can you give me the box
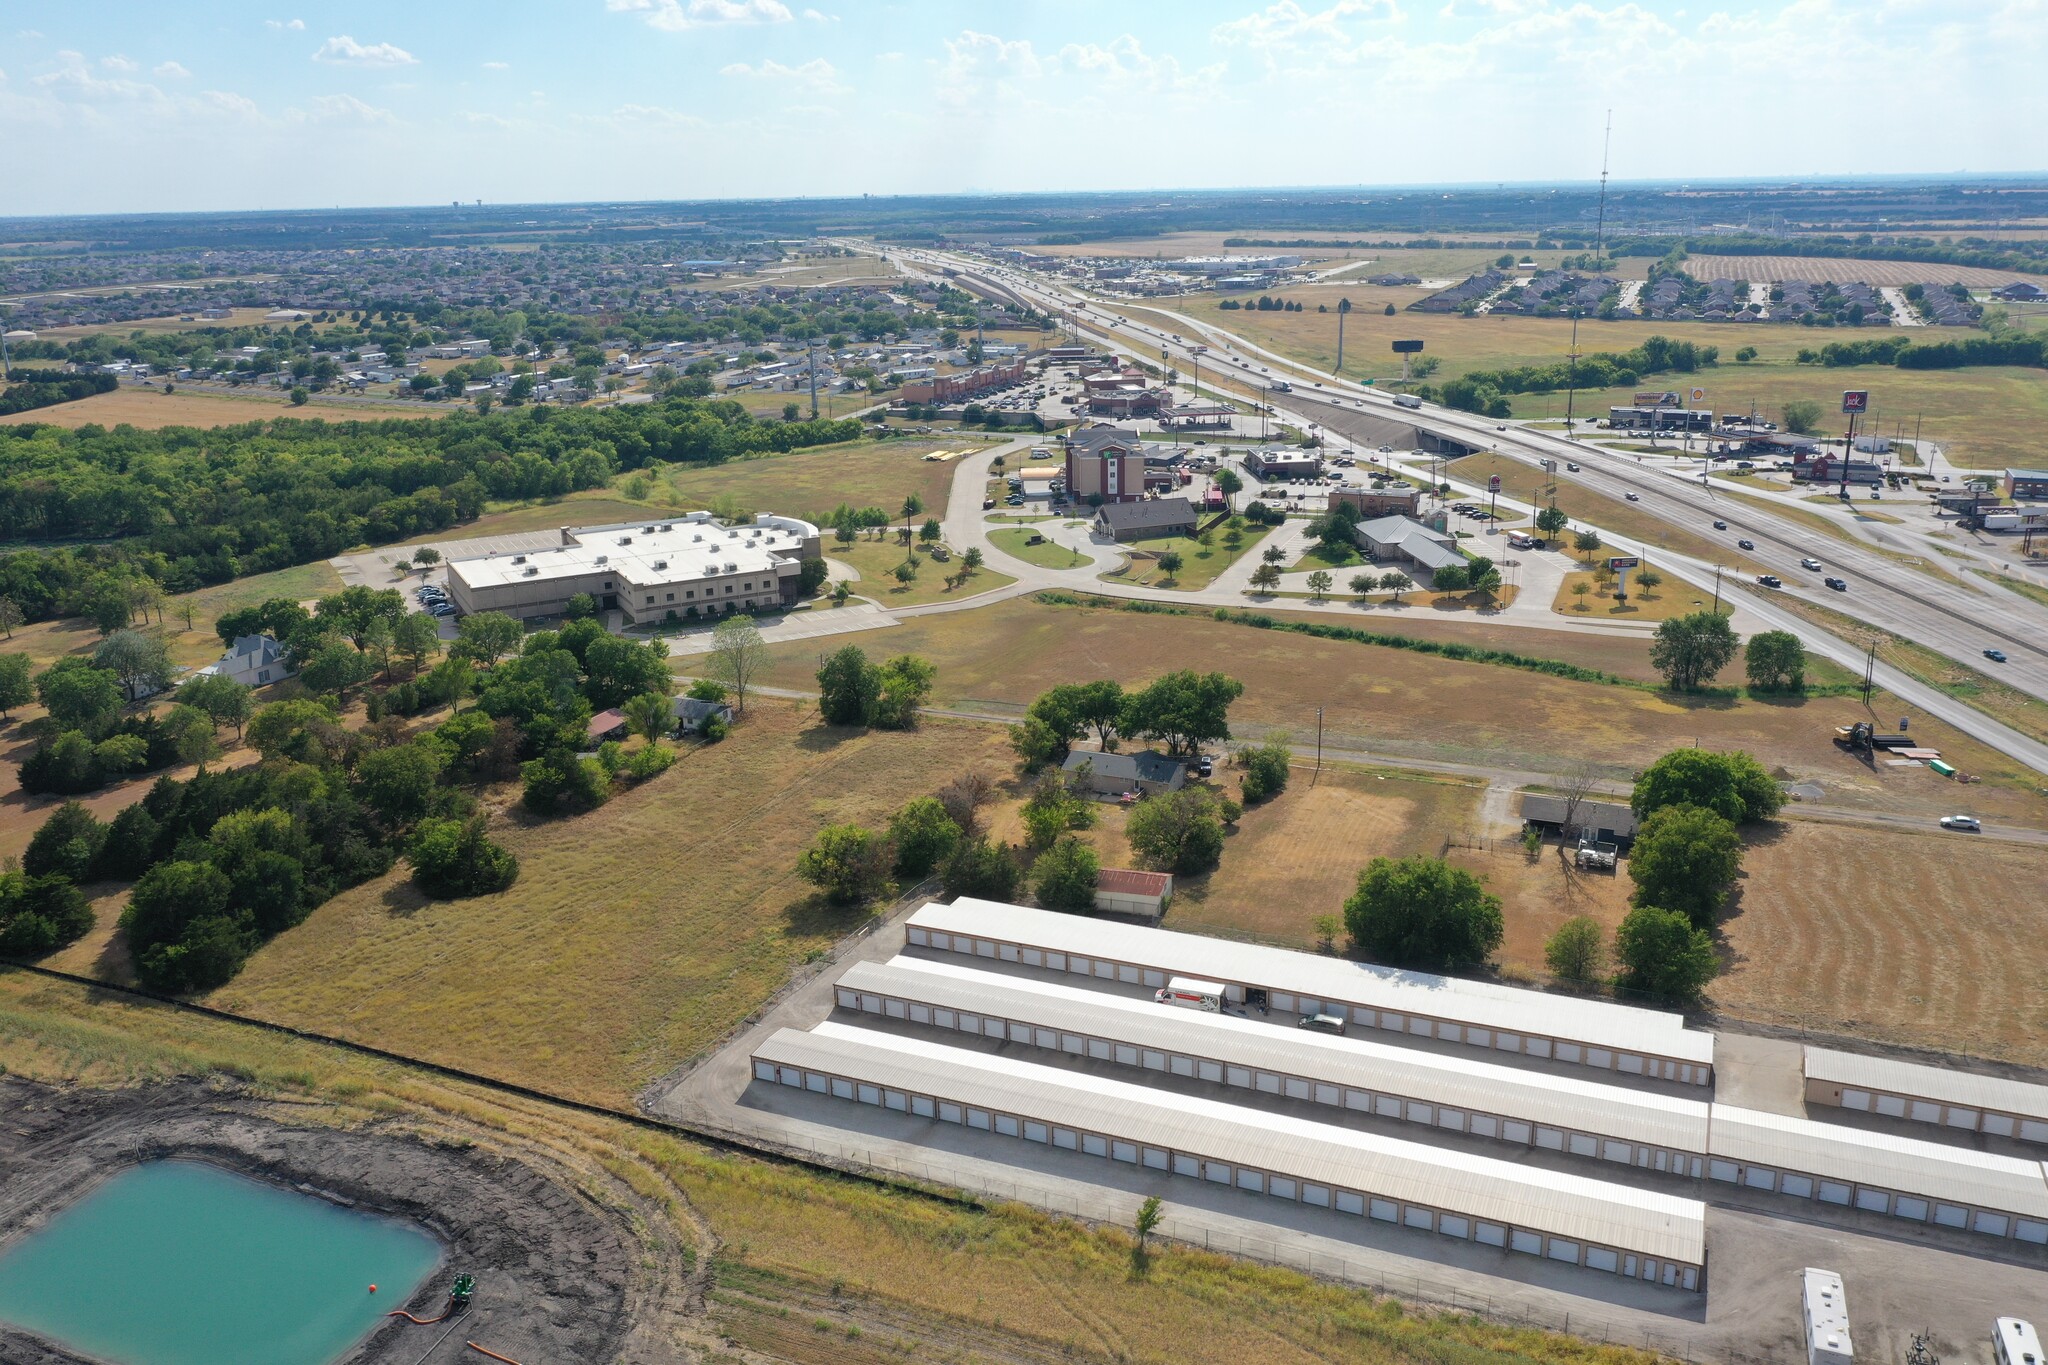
[755,594,2048,826]
[1711,823,2048,1070]
[1099,525,1270,591]
[828,537,1015,605]
[0,387,446,430]
[647,439,972,524]
[211,704,1021,1105]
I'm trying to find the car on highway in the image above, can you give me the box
[1756,575,1782,588]
[1737,539,1755,550]
[1713,519,1728,530]
[1377,443,1393,453]
[1824,576,1848,591]
[1625,492,1640,501]
[1801,557,1823,571]
[1939,815,1982,832]
[1984,649,2009,663]
[1566,461,1580,471]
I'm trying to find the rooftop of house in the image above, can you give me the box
[1060,749,1186,785]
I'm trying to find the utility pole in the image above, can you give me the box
[807,340,820,421]
[1712,563,1723,613]
[1861,637,1878,706]
[1314,706,1324,786]
[1335,298,1350,373]
[1563,306,1582,435]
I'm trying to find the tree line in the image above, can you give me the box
[0,368,118,417]
[1421,335,1719,418]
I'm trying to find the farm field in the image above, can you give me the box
[0,386,445,430]
[209,704,1023,1106]
[754,594,2048,826]
[1710,823,2048,1070]
[1680,254,2041,288]
[639,437,971,524]
[828,537,1014,605]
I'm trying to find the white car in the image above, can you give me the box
[1939,815,1981,832]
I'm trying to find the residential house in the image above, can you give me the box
[202,634,295,688]
[1061,749,1187,797]
[672,695,735,735]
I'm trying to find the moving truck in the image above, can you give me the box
[1803,1269,1852,1365]
[1154,976,1226,1013]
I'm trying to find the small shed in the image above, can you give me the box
[1518,793,1640,848]
[1094,868,1173,921]
[1061,749,1187,797]
[673,695,734,735]
[587,709,630,743]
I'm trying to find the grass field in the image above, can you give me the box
[989,526,1091,569]
[28,305,279,340]
[756,594,2048,826]
[1711,823,2048,1069]
[1097,525,1270,590]
[208,704,1021,1105]
[828,537,1014,605]
[1551,566,1700,622]
[0,386,448,430]
[639,438,969,525]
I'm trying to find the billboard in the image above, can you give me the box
[1689,386,1708,406]
[1391,339,1425,353]
[1842,390,1869,414]
[1488,475,1502,492]
[1634,390,1681,407]
[1608,556,1641,571]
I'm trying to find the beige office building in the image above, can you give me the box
[445,512,821,624]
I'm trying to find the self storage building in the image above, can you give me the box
[753,1021,1708,1289]
[1803,1046,2048,1146]
[903,900,1715,1086]
[833,957,1714,1177]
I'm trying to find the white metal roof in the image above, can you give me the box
[1805,1046,2048,1122]
[448,513,811,590]
[1708,1106,2048,1216]
[907,900,1713,1065]
[758,1021,1707,1263]
[838,958,1713,1152]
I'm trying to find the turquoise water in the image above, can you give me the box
[0,1160,441,1365]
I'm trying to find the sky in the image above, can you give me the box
[2,0,2043,217]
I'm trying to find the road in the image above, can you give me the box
[879,246,2048,777]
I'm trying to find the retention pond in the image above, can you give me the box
[0,1159,441,1365]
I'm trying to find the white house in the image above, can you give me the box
[203,635,294,688]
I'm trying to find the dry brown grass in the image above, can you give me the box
[1710,822,2048,1068]
[210,703,1022,1105]
[0,387,444,430]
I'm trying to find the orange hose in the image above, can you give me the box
[466,1344,524,1365]
[385,1309,450,1325]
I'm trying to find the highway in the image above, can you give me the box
[881,245,2048,776]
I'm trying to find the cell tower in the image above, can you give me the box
[1594,110,1613,269]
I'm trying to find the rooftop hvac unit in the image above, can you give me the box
[512,554,527,564]
[658,524,673,532]
[643,525,656,533]
[523,566,539,577]
[618,536,633,545]
[725,562,738,572]
[595,554,608,565]
[705,563,721,574]
[653,560,668,570]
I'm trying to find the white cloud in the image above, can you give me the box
[305,92,396,123]
[154,61,191,79]
[265,18,305,31]
[200,90,262,119]
[101,55,138,72]
[1054,36,1224,93]
[482,60,510,70]
[719,57,849,94]
[312,35,418,67]
[607,0,794,31]
[801,7,838,20]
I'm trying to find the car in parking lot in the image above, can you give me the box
[1939,815,1982,832]
[1984,649,2008,663]
[1713,519,1727,529]
[1737,539,1755,550]
[1297,1013,1346,1035]
[1824,576,1848,591]
[1801,557,1822,571]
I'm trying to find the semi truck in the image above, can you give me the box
[1393,393,1423,410]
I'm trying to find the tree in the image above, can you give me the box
[1021,769,1092,848]
[1342,855,1503,971]
[1534,504,1570,542]
[24,802,108,883]
[1430,563,1469,593]
[407,815,519,899]
[0,596,21,639]
[289,386,310,406]
[1613,905,1717,1002]
[162,704,219,771]
[1349,573,1377,602]
[215,598,312,650]
[1031,835,1100,912]
[941,835,1021,901]
[565,593,598,620]
[1571,529,1604,564]
[0,872,95,958]
[893,560,917,585]
[889,797,962,878]
[0,654,33,720]
[1306,569,1333,601]
[93,630,173,702]
[1380,571,1411,601]
[455,611,523,667]
[355,741,447,828]
[1121,671,1243,757]
[1248,563,1282,593]
[391,611,443,678]
[1745,629,1806,693]
[1157,549,1185,581]
[1633,567,1663,597]
[936,770,996,835]
[1649,611,1739,691]
[707,615,768,714]
[1214,469,1242,510]
[314,586,404,648]
[963,547,984,570]
[920,517,943,544]
[817,645,881,726]
[246,698,348,765]
[1633,748,1782,825]
[900,493,925,548]
[797,824,893,905]
[299,641,375,699]
[414,547,442,570]
[623,690,674,743]
[1544,915,1608,985]
[1237,739,1291,803]
[520,747,609,815]
[1629,804,1743,928]
[179,673,254,740]
[1311,913,1343,952]
[1781,399,1823,435]
[1125,787,1226,876]
[582,635,672,709]
[1571,582,1591,611]
[36,659,124,733]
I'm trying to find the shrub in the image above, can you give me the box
[1031,835,1099,912]
[0,873,95,957]
[941,836,1021,902]
[23,801,108,883]
[1342,855,1502,971]
[407,815,519,899]
[889,796,962,879]
[1544,915,1608,985]
[797,824,894,905]
[1236,739,1291,803]
[1614,905,1717,1002]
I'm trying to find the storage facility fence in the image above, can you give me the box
[752,1052,1704,1292]
[906,918,1714,1087]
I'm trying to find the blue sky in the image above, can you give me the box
[3,1,2041,216]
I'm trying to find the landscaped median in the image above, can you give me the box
[988,525,1091,569]
[1551,559,1707,622]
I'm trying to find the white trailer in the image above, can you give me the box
[1803,1268,1853,1365]
[1994,1318,2041,1365]
[1155,976,1226,1012]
